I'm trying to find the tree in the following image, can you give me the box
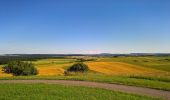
[2,61,38,76]
[67,63,89,72]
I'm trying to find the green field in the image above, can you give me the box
[1,73,170,91]
[0,83,161,100]
[0,56,170,91]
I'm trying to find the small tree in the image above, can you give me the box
[67,63,89,73]
[2,61,38,76]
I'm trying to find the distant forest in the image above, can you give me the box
[0,53,170,65]
[0,54,66,65]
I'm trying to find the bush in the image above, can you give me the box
[67,63,89,73]
[2,61,38,76]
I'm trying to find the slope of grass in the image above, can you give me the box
[33,58,170,77]
[0,57,170,91]
[98,56,170,72]
[0,83,161,100]
[33,59,74,76]
[1,73,170,91]
[85,61,167,76]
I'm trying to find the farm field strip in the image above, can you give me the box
[33,59,74,76]
[0,57,170,77]
[37,67,64,76]
[98,57,170,72]
[86,61,169,76]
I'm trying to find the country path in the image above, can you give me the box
[0,80,170,100]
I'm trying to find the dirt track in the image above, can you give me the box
[0,80,170,100]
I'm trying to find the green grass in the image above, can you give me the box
[1,73,170,91]
[33,58,76,65]
[0,83,161,100]
[0,56,170,91]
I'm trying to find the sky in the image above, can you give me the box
[0,0,170,54]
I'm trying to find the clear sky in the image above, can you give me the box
[0,0,170,54]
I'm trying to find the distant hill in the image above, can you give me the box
[1,53,170,57]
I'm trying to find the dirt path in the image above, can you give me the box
[0,80,170,100]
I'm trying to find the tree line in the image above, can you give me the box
[0,55,66,65]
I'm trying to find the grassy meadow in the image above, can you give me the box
[0,56,170,91]
[0,83,161,100]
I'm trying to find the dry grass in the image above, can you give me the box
[86,62,167,76]
[0,59,74,77]
[33,59,74,76]
[37,67,64,76]
[0,66,12,77]
[0,58,169,77]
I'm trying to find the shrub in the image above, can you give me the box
[2,61,38,76]
[67,63,89,73]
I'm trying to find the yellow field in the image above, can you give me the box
[0,58,169,77]
[0,66,12,77]
[86,61,167,76]
[33,59,73,76]
[37,67,64,76]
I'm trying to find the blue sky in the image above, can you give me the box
[0,0,170,54]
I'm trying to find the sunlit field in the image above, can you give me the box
[0,84,161,100]
[0,56,170,91]
[86,61,167,76]
[0,65,12,77]
[98,56,170,72]
[33,57,170,78]
[1,0,170,99]
[33,59,75,76]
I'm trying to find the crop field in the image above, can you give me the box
[33,57,170,78]
[30,57,170,77]
[1,57,169,77]
[0,56,170,91]
[86,61,168,76]
[98,56,170,72]
[33,59,75,76]
[0,65,12,77]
